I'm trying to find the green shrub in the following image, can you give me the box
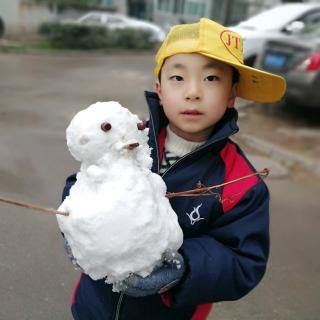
[38,22,157,50]
[112,28,156,49]
[38,21,54,35]
[39,22,108,49]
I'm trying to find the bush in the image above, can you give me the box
[39,22,108,49]
[112,28,156,49]
[38,21,52,35]
[39,22,156,50]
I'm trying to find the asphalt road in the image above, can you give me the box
[0,52,319,320]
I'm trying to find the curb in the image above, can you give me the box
[236,134,320,177]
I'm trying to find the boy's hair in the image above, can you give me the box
[158,66,240,86]
[154,18,286,103]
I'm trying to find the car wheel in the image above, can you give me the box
[244,55,256,67]
[0,17,5,38]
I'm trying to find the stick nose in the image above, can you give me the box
[123,142,139,150]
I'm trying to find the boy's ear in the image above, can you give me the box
[155,81,163,106]
[227,83,237,109]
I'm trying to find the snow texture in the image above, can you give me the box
[57,101,183,289]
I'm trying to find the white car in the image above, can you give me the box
[74,12,166,42]
[231,3,320,66]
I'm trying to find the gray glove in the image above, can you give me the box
[121,250,185,297]
[63,237,83,271]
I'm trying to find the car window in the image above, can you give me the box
[107,16,125,24]
[81,15,102,25]
[299,10,320,29]
[300,21,320,36]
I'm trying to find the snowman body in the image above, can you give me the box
[57,102,183,287]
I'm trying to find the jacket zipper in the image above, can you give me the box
[114,292,124,320]
[149,111,161,173]
[161,130,238,178]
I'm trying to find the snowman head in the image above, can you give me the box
[66,101,149,164]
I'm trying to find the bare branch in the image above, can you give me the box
[166,168,269,198]
[0,196,68,216]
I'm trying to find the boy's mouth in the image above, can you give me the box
[181,109,203,115]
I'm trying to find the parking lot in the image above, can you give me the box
[0,51,319,320]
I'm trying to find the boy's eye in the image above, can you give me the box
[170,75,184,81]
[205,75,219,81]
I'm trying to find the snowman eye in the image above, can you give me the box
[101,122,112,132]
[137,121,146,130]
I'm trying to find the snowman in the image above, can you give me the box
[57,101,183,291]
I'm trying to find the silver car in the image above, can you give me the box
[231,3,320,66]
[256,24,320,109]
[69,11,166,42]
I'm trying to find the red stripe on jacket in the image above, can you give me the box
[191,303,213,320]
[161,292,212,320]
[220,142,258,213]
[71,273,83,305]
[158,127,166,163]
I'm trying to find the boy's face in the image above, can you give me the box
[156,53,237,142]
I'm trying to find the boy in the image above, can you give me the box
[62,18,286,319]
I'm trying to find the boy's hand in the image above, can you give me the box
[121,251,185,297]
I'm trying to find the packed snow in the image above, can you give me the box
[57,101,183,290]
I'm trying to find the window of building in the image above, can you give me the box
[210,0,248,25]
[101,0,114,6]
[229,1,249,25]
[210,0,225,23]
[185,1,206,17]
[173,0,185,14]
[158,0,173,12]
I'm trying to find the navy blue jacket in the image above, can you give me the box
[62,91,270,320]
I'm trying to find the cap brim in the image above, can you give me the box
[200,52,286,103]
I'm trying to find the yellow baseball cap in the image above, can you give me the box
[155,18,286,103]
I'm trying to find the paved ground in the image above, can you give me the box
[236,102,320,178]
[0,51,319,320]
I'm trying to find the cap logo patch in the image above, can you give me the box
[220,30,243,64]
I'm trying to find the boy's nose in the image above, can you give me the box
[186,94,200,101]
[185,82,201,101]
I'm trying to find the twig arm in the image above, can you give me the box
[0,169,269,214]
[166,168,269,199]
[0,196,69,216]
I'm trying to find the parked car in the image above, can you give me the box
[231,3,320,66]
[64,12,166,42]
[255,23,320,109]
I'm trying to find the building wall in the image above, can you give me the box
[0,0,128,36]
[0,0,19,35]
[0,0,57,35]
[116,0,128,15]
[18,1,57,33]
